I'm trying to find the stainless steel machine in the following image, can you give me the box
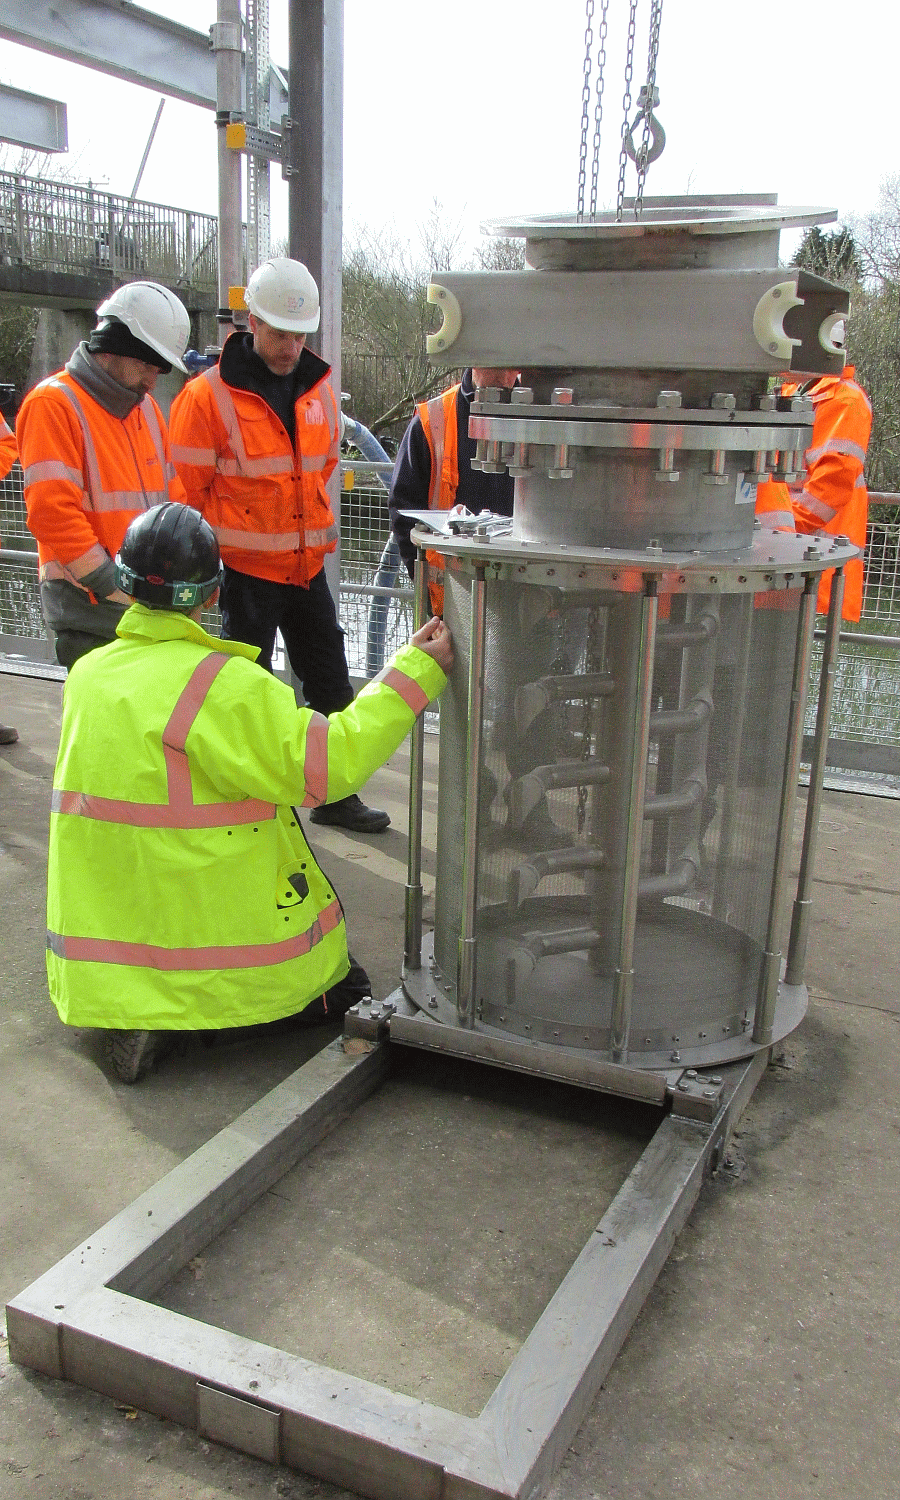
[353,196,856,1100]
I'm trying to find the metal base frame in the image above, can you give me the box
[6,1037,769,1500]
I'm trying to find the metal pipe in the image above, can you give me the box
[610,579,659,1063]
[786,568,846,985]
[457,568,488,1027]
[214,0,243,346]
[712,594,754,923]
[753,578,818,1044]
[403,548,430,972]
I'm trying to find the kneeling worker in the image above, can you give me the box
[47,502,453,1082]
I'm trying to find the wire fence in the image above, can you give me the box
[1,460,898,789]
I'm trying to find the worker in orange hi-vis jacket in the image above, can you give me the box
[0,410,19,743]
[756,353,872,622]
[16,282,190,670]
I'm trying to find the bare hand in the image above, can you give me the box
[411,616,454,673]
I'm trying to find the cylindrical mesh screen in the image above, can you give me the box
[428,571,802,1067]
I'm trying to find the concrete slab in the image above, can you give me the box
[1,671,898,1499]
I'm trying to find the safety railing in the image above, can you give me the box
[0,171,219,293]
[2,460,897,791]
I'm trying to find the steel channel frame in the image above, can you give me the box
[7,1036,769,1500]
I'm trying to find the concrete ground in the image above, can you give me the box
[1,670,898,1500]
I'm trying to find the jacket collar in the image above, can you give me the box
[65,343,145,420]
[217,329,331,401]
[116,603,261,661]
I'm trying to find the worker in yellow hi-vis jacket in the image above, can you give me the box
[47,502,452,1082]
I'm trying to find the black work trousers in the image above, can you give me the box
[220,565,354,715]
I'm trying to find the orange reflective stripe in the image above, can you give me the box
[47,895,344,970]
[50,787,273,829]
[52,653,278,830]
[299,712,330,805]
[376,664,431,716]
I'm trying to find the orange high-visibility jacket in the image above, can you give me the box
[756,366,872,620]
[418,383,460,614]
[169,355,340,588]
[0,414,16,483]
[17,370,184,599]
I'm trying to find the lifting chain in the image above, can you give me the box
[628,0,665,216]
[576,1,595,221]
[614,0,639,222]
[588,0,610,218]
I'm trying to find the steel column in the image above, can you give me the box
[457,568,488,1027]
[403,550,431,972]
[214,0,243,345]
[610,579,659,1062]
[786,567,846,985]
[753,578,818,1044]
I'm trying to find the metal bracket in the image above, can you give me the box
[667,1068,725,1123]
[6,1041,767,1499]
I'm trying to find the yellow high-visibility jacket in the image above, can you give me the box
[47,604,446,1029]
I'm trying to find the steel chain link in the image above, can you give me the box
[634,0,664,216]
[615,0,639,222]
[588,0,610,219]
[576,0,595,222]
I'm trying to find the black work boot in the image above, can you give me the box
[104,1029,171,1083]
[310,794,390,833]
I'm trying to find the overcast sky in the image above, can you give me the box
[2,1,898,262]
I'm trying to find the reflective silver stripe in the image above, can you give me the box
[305,523,338,548]
[204,367,296,480]
[171,442,218,466]
[757,510,794,530]
[299,451,327,474]
[854,473,867,489]
[217,454,293,477]
[40,543,112,589]
[23,459,84,486]
[46,894,344,971]
[806,438,867,465]
[425,393,446,509]
[49,378,104,506]
[90,487,168,512]
[796,493,837,524]
[48,378,165,511]
[212,526,299,551]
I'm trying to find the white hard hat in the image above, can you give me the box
[245,258,321,333]
[95,281,191,374]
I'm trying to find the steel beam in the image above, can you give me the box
[1,0,288,117]
[0,82,67,152]
[6,1038,767,1500]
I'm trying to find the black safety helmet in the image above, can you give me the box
[115,503,223,611]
